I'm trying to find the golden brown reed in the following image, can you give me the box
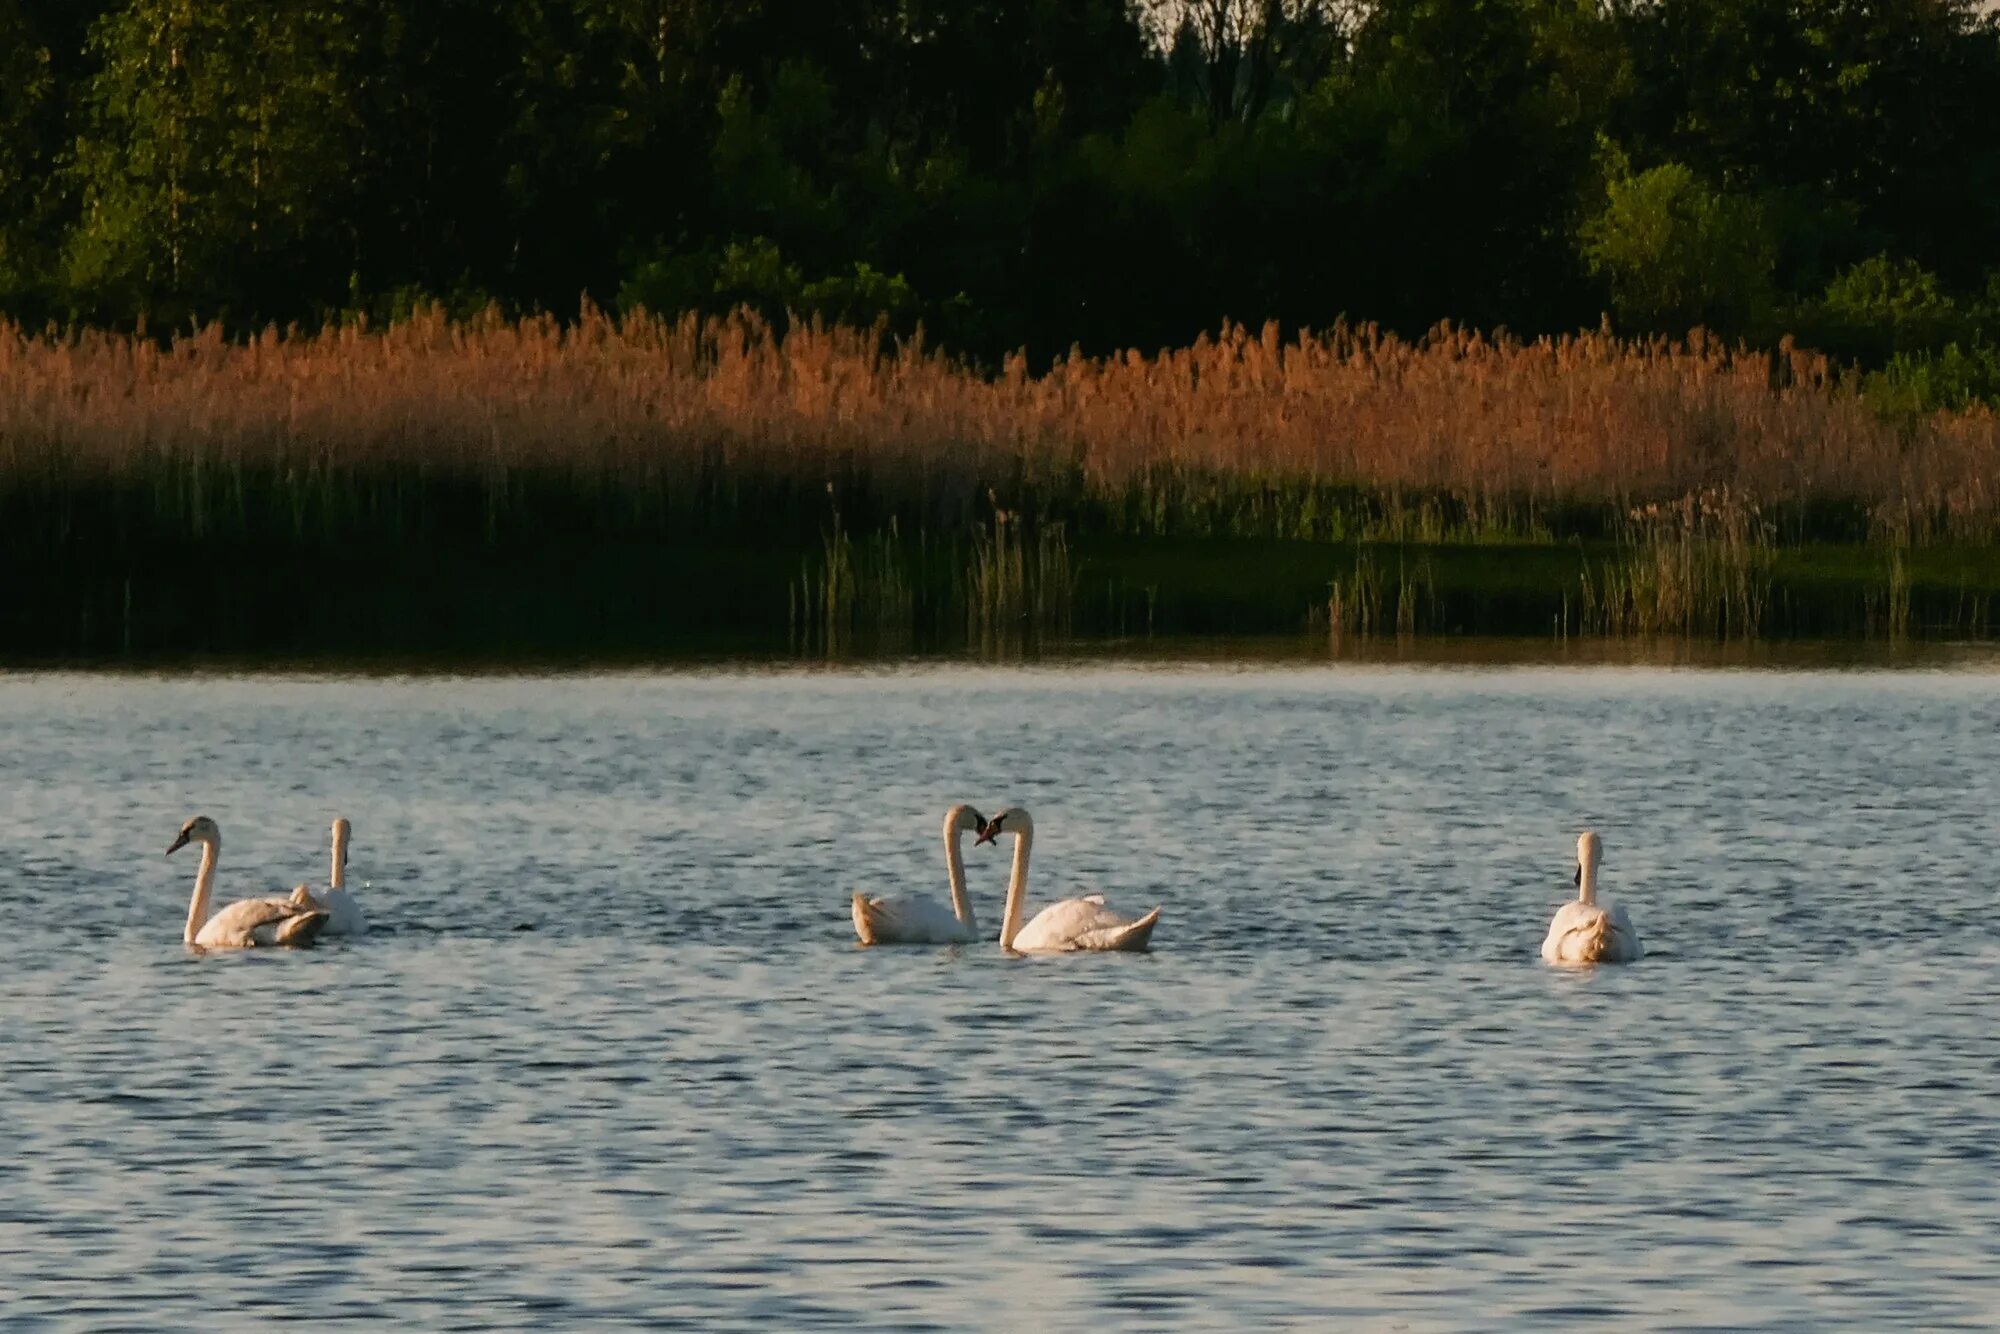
[2,307,1996,541]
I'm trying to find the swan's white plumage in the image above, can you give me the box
[1541,899,1640,964]
[316,887,366,936]
[169,816,326,950]
[1541,831,1641,964]
[852,891,975,944]
[304,817,367,936]
[979,807,1159,953]
[196,894,327,949]
[1010,896,1162,952]
[853,805,983,945]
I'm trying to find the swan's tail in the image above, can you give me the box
[851,893,880,946]
[1103,907,1161,952]
[275,910,329,948]
[1575,911,1615,962]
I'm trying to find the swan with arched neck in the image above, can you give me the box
[168,816,327,950]
[976,807,1159,952]
[852,805,985,944]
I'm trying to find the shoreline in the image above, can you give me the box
[6,530,1996,664]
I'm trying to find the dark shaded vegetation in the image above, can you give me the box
[1,0,1997,388]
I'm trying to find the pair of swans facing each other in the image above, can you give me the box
[167,815,368,951]
[852,804,1160,953]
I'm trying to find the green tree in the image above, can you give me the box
[495,0,770,305]
[1580,161,1776,336]
[0,0,56,311]
[1796,254,1966,364]
[1274,0,1616,334]
[1617,0,2000,288]
[65,0,359,323]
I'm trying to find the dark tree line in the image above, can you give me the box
[2,0,1999,385]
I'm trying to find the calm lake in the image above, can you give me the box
[3,656,1998,1328]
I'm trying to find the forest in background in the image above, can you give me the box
[2,0,1999,403]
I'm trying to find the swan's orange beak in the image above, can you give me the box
[166,831,191,856]
[973,821,1000,846]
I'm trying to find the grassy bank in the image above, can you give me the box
[3,309,1997,659]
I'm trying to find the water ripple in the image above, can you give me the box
[1,665,1997,1327]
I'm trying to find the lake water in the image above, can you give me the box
[3,659,1998,1328]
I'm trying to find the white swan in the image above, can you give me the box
[168,816,328,950]
[1541,831,1642,964]
[976,806,1160,952]
[290,817,366,936]
[852,804,985,944]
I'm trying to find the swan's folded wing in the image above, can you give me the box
[1014,895,1156,951]
[853,892,969,944]
[197,896,320,947]
[1605,901,1642,960]
[1541,900,1628,963]
[1541,901,1589,957]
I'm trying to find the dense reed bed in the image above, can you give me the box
[2,308,1997,657]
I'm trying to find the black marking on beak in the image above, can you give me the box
[167,831,191,856]
[974,816,1004,846]
[1573,862,1582,887]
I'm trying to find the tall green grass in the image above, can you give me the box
[1579,490,1775,639]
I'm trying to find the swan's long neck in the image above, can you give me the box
[330,821,349,892]
[998,826,1034,950]
[942,819,975,933]
[1578,855,1599,907]
[184,837,218,944]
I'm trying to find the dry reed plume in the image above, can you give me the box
[2,307,1996,543]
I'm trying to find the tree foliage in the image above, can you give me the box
[0,0,57,309]
[1581,161,1776,336]
[65,0,358,323]
[0,0,1995,377]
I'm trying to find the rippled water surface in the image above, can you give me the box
[4,662,1999,1329]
